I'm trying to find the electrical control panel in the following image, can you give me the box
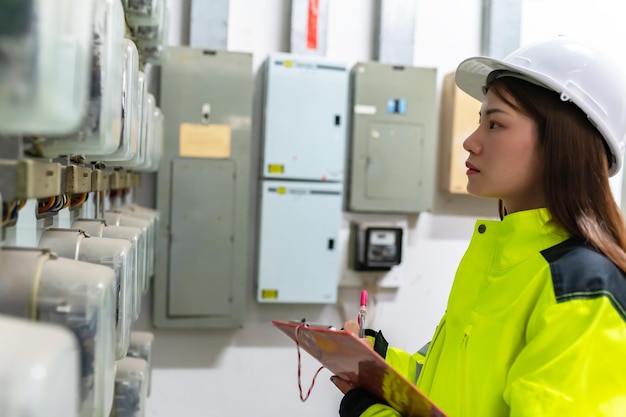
[346,62,437,213]
[154,47,253,328]
[257,180,343,303]
[262,53,349,181]
[257,53,347,304]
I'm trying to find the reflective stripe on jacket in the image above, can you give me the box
[360,208,626,417]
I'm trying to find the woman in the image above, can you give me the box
[332,37,626,417]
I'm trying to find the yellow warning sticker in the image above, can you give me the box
[268,164,284,174]
[261,289,278,299]
[277,187,286,194]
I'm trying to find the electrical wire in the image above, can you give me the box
[48,195,65,213]
[70,193,88,209]
[110,189,120,200]
[37,197,55,214]
[1,201,16,226]
[62,193,71,209]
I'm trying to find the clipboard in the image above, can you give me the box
[272,320,447,417]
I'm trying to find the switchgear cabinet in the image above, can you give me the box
[154,47,253,328]
[346,63,437,213]
[262,53,349,181]
[257,53,348,303]
[257,180,343,303]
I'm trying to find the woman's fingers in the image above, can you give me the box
[344,320,373,349]
[330,375,355,394]
[344,320,359,335]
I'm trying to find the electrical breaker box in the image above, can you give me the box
[262,53,349,181]
[346,63,437,213]
[154,47,253,328]
[257,53,348,304]
[257,180,343,303]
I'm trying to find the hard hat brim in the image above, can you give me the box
[454,56,551,101]
[455,55,624,176]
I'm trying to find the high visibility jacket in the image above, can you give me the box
[349,209,626,417]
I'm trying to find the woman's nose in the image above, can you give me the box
[463,127,481,154]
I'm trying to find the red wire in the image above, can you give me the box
[295,323,325,402]
[70,193,88,208]
[37,197,55,213]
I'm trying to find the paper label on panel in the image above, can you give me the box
[179,123,232,158]
[354,104,377,115]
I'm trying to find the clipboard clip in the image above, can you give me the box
[289,318,336,330]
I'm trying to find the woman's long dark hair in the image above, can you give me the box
[488,76,626,272]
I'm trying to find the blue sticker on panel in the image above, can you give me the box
[398,99,407,114]
[387,99,407,115]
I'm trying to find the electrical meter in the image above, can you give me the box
[71,218,145,321]
[0,314,79,417]
[38,228,133,359]
[350,223,403,271]
[113,204,159,286]
[86,38,140,163]
[39,0,125,157]
[153,107,165,170]
[126,0,166,41]
[137,41,164,65]
[0,248,117,417]
[137,94,157,169]
[128,331,155,396]
[136,106,164,172]
[0,0,95,135]
[104,211,154,289]
[124,0,160,17]
[116,91,155,170]
[125,0,166,65]
[115,77,151,169]
[111,357,149,417]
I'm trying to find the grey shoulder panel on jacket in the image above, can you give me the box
[541,238,626,322]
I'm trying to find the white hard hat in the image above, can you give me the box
[455,37,626,176]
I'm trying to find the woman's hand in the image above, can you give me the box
[330,375,356,394]
[344,320,360,336]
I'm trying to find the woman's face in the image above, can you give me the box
[463,86,545,213]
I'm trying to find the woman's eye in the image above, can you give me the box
[489,120,498,129]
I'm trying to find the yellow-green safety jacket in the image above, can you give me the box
[344,208,626,417]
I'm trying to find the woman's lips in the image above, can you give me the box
[466,161,480,175]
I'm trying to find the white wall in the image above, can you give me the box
[139,1,626,416]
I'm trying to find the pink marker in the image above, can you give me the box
[358,290,368,338]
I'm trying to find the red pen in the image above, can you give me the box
[358,290,368,338]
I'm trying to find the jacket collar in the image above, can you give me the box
[472,208,570,270]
